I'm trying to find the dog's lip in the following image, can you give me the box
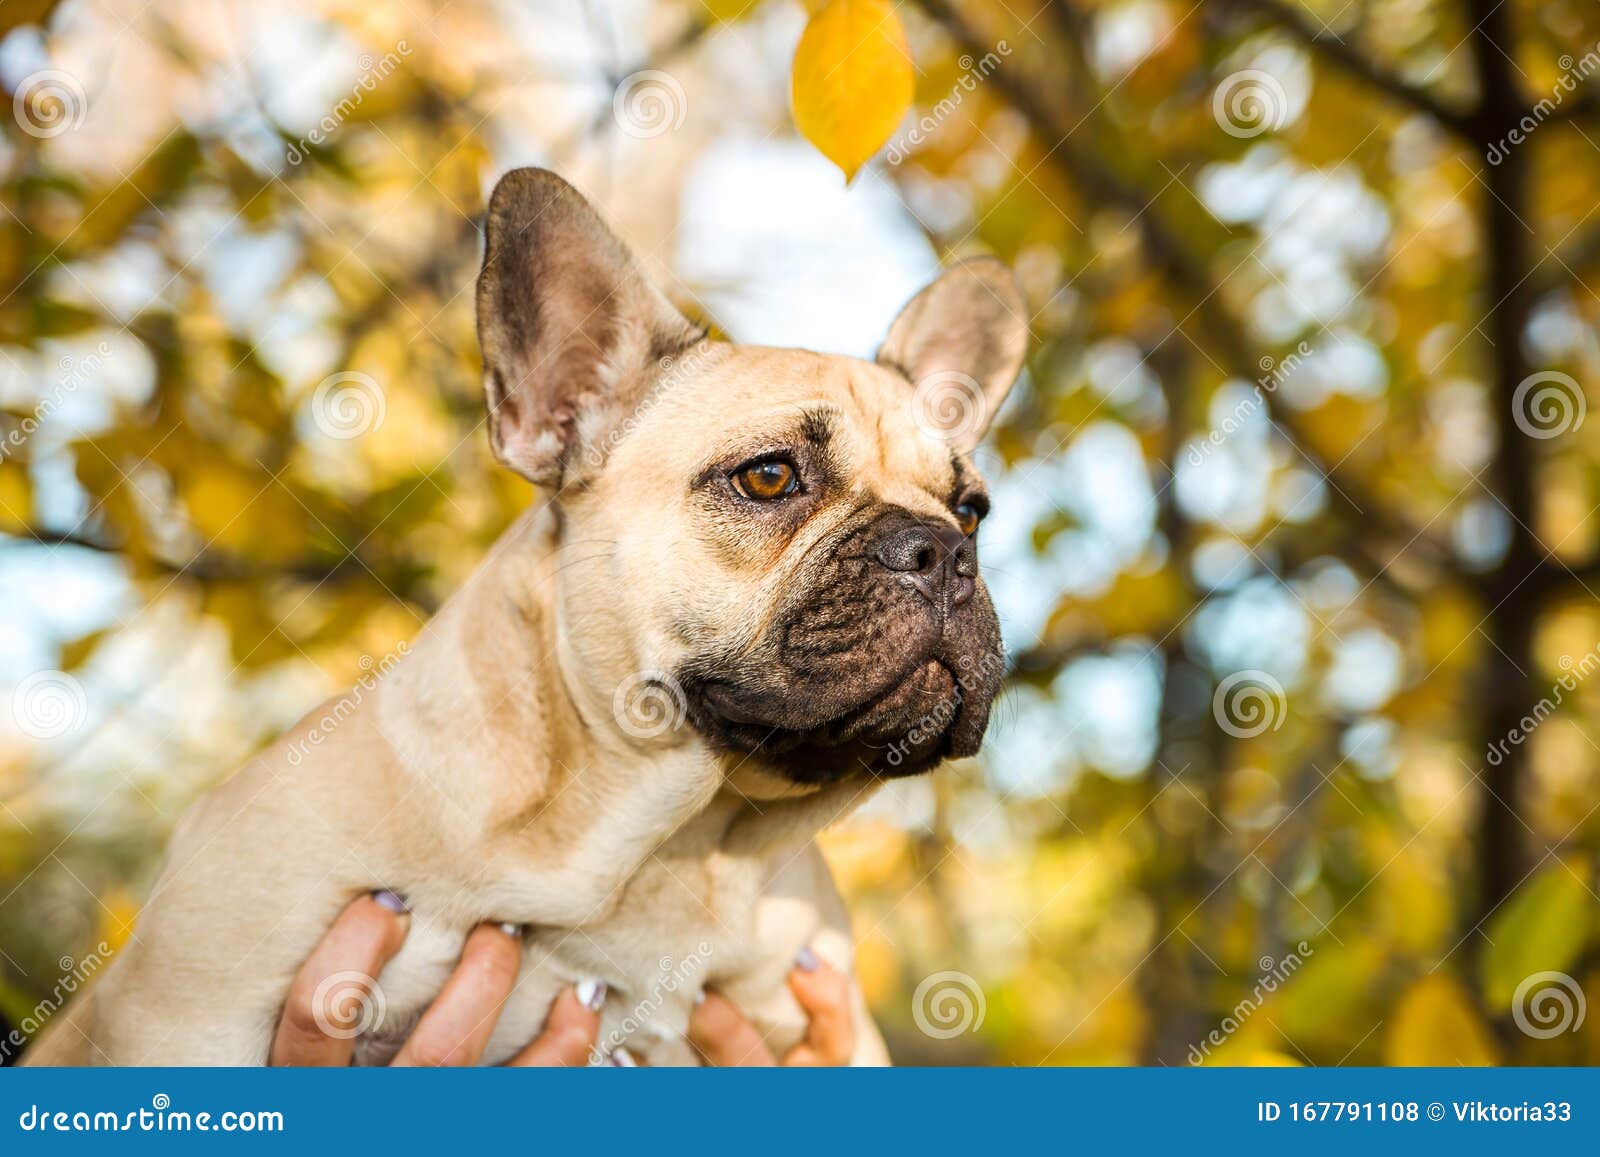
[700,658,958,734]
[700,682,772,726]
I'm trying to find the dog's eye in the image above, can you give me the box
[732,458,799,501]
[955,502,983,536]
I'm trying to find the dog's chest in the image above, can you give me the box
[354,847,822,1065]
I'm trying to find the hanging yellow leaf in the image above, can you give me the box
[1385,975,1499,1065]
[791,0,913,181]
[1482,859,1594,1009]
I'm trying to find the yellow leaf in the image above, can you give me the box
[791,0,913,181]
[1385,975,1499,1065]
[1482,859,1593,1009]
[0,461,30,533]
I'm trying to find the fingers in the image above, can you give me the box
[782,949,856,1066]
[506,983,605,1067]
[271,891,410,1067]
[688,993,778,1066]
[390,922,524,1067]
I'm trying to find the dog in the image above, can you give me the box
[23,168,1027,1066]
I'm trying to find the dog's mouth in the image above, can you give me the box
[688,655,994,784]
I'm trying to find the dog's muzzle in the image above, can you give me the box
[681,508,1004,784]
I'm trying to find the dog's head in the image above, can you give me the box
[476,169,1026,785]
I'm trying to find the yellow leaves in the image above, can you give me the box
[1481,860,1594,1009]
[791,0,913,182]
[1386,975,1499,1065]
[0,460,30,533]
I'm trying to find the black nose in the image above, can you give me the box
[873,523,975,606]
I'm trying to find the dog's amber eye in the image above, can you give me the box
[733,459,799,500]
[955,502,982,536]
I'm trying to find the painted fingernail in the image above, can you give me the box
[499,921,524,939]
[794,946,819,972]
[609,1046,638,1067]
[576,979,608,1011]
[372,890,408,914]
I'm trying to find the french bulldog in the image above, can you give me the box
[24,168,1027,1066]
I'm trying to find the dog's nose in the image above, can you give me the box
[874,523,975,607]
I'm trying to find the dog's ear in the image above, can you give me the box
[877,258,1028,451]
[476,168,699,488]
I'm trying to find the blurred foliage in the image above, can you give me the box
[3,0,1600,1066]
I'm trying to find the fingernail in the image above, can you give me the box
[794,946,819,972]
[609,1046,638,1067]
[499,921,524,939]
[372,890,408,914]
[576,979,608,1011]
[692,987,707,1007]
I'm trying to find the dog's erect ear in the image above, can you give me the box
[476,168,699,487]
[877,258,1028,452]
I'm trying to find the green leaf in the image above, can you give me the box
[1482,861,1594,1009]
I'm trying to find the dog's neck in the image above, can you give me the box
[371,504,876,922]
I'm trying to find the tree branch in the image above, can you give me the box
[915,0,1453,577]
[1214,0,1475,134]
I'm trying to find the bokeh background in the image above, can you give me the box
[3,0,1600,1066]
